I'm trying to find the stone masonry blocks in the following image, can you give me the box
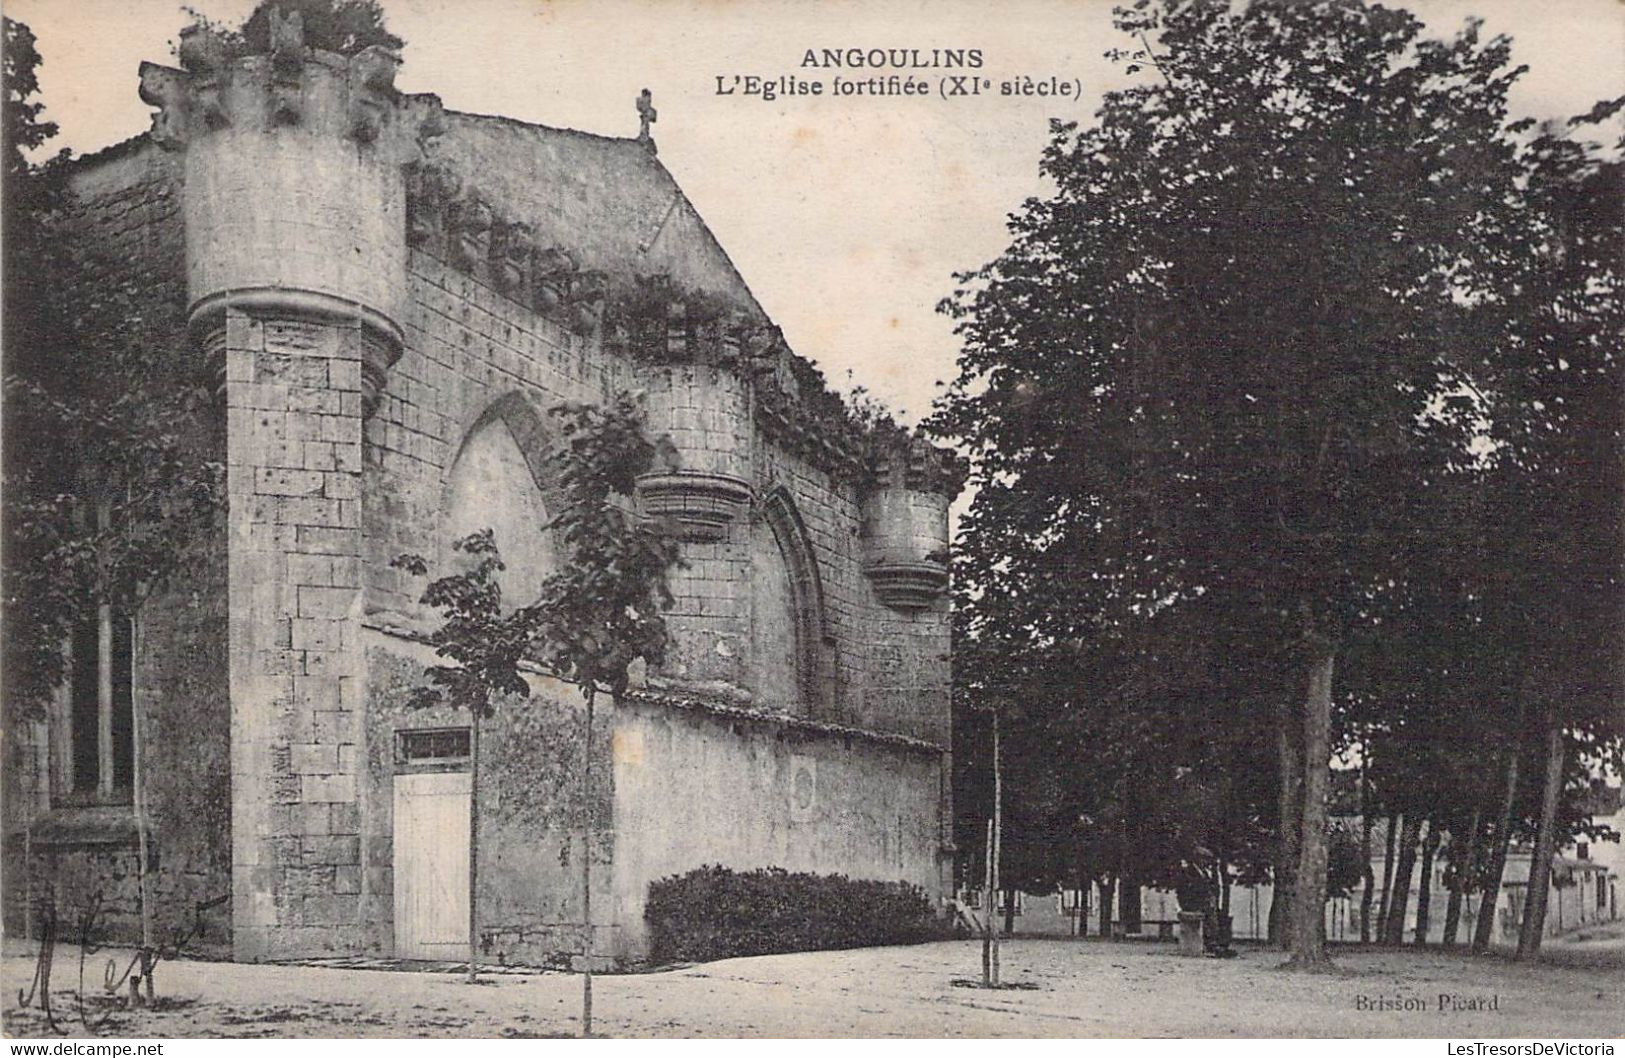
[226,307,369,960]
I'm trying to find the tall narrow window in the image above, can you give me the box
[110,613,135,790]
[59,499,136,803]
[70,620,100,793]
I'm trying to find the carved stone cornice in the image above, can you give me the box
[866,433,968,498]
[862,560,950,611]
[635,471,753,542]
[139,15,439,418]
[137,18,438,160]
[190,288,403,415]
[405,161,610,338]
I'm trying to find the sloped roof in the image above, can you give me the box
[429,107,767,320]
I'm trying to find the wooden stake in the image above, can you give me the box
[981,818,993,987]
[467,712,480,984]
[991,711,1002,986]
[581,691,595,1037]
[133,615,155,993]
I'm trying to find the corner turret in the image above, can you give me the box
[139,10,444,412]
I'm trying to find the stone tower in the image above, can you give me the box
[139,12,442,958]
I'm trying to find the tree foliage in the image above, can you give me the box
[928,0,1621,957]
[179,0,402,58]
[2,17,224,718]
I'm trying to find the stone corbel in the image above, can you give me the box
[742,324,782,378]
[691,316,725,366]
[349,45,401,143]
[717,312,750,367]
[405,163,458,252]
[904,435,969,495]
[448,193,493,275]
[177,24,230,130]
[138,62,191,149]
[862,561,950,610]
[566,270,607,336]
[400,94,447,165]
[531,247,578,316]
[267,7,304,126]
[664,300,688,360]
[491,221,534,297]
[359,328,397,418]
[636,472,753,543]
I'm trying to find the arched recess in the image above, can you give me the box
[440,391,564,609]
[750,486,832,717]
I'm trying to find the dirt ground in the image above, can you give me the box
[4,929,1622,1039]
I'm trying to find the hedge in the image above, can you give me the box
[644,865,948,964]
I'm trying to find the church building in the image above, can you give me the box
[3,12,960,966]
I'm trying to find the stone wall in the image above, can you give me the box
[353,112,957,966]
[609,693,945,963]
[359,640,617,967]
[127,525,233,953]
[362,251,612,625]
[135,26,442,959]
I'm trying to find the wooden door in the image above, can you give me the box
[393,769,470,959]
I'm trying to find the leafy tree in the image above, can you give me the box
[3,17,223,719]
[179,0,402,58]
[929,0,1540,969]
[4,17,66,240]
[1489,118,1624,958]
[394,393,680,717]
[394,391,679,1032]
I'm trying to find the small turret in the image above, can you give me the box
[861,435,965,609]
[632,308,757,541]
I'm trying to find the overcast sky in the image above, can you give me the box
[11,0,1623,422]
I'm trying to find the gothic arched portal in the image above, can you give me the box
[441,393,560,609]
[749,487,829,717]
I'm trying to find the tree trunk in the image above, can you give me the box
[1414,822,1441,945]
[981,818,993,986]
[990,712,1002,984]
[1286,647,1335,969]
[132,617,154,959]
[1442,807,1481,949]
[1473,745,1523,954]
[1119,878,1142,934]
[1475,676,1521,955]
[1376,810,1397,937]
[1075,839,1089,938]
[1516,716,1566,959]
[468,712,481,985]
[1270,698,1303,949]
[1359,764,1374,944]
[1384,814,1421,944]
[578,694,592,1035]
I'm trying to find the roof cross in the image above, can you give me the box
[636,88,658,153]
